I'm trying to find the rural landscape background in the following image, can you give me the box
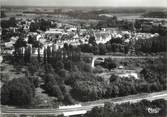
[0,0,167,117]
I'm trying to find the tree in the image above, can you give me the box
[1,11,6,18]
[64,93,75,105]
[79,61,92,72]
[39,19,51,31]
[89,36,96,46]
[28,61,39,76]
[58,69,70,81]
[86,107,103,117]
[44,74,56,94]
[106,42,112,52]
[30,22,38,32]
[13,36,27,64]
[47,46,51,63]
[43,48,47,64]
[52,85,64,100]
[1,78,35,106]
[110,75,118,82]
[37,47,41,62]
[98,43,107,55]
[64,60,73,71]
[92,45,99,55]
[28,76,40,88]
[9,17,17,27]
[112,85,119,96]
[28,35,36,44]
[24,46,31,63]
[64,43,69,51]
[14,37,27,48]
[54,60,64,72]
[102,58,117,70]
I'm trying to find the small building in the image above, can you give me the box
[118,65,124,69]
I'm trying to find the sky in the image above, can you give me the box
[1,0,167,7]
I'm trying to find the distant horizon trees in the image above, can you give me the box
[143,11,167,18]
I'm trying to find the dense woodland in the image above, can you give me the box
[1,41,166,105]
[70,58,166,101]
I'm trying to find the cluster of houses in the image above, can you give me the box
[94,28,159,44]
[1,17,164,56]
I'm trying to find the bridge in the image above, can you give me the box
[91,55,160,68]
[1,90,167,117]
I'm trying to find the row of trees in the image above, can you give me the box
[12,34,44,64]
[135,35,167,53]
[43,44,81,73]
[12,34,82,67]
[13,37,31,64]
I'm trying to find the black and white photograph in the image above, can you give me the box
[0,0,167,117]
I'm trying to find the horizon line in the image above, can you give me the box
[1,5,167,8]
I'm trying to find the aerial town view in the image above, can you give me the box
[0,0,167,117]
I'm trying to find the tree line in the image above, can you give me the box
[79,36,130,55]
[81,99,167,117]
[135,35,167,53]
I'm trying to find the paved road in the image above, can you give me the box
[2,91,167,116]
[93,55,161,59]
[91,55,161,67]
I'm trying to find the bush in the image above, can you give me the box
[93,65,106,73]
[64,93,75,105]
[52,85,64,101]
[0,73,10,83]
[78,61,92,72]
[58,69,70,81]
[101,58,117,70]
